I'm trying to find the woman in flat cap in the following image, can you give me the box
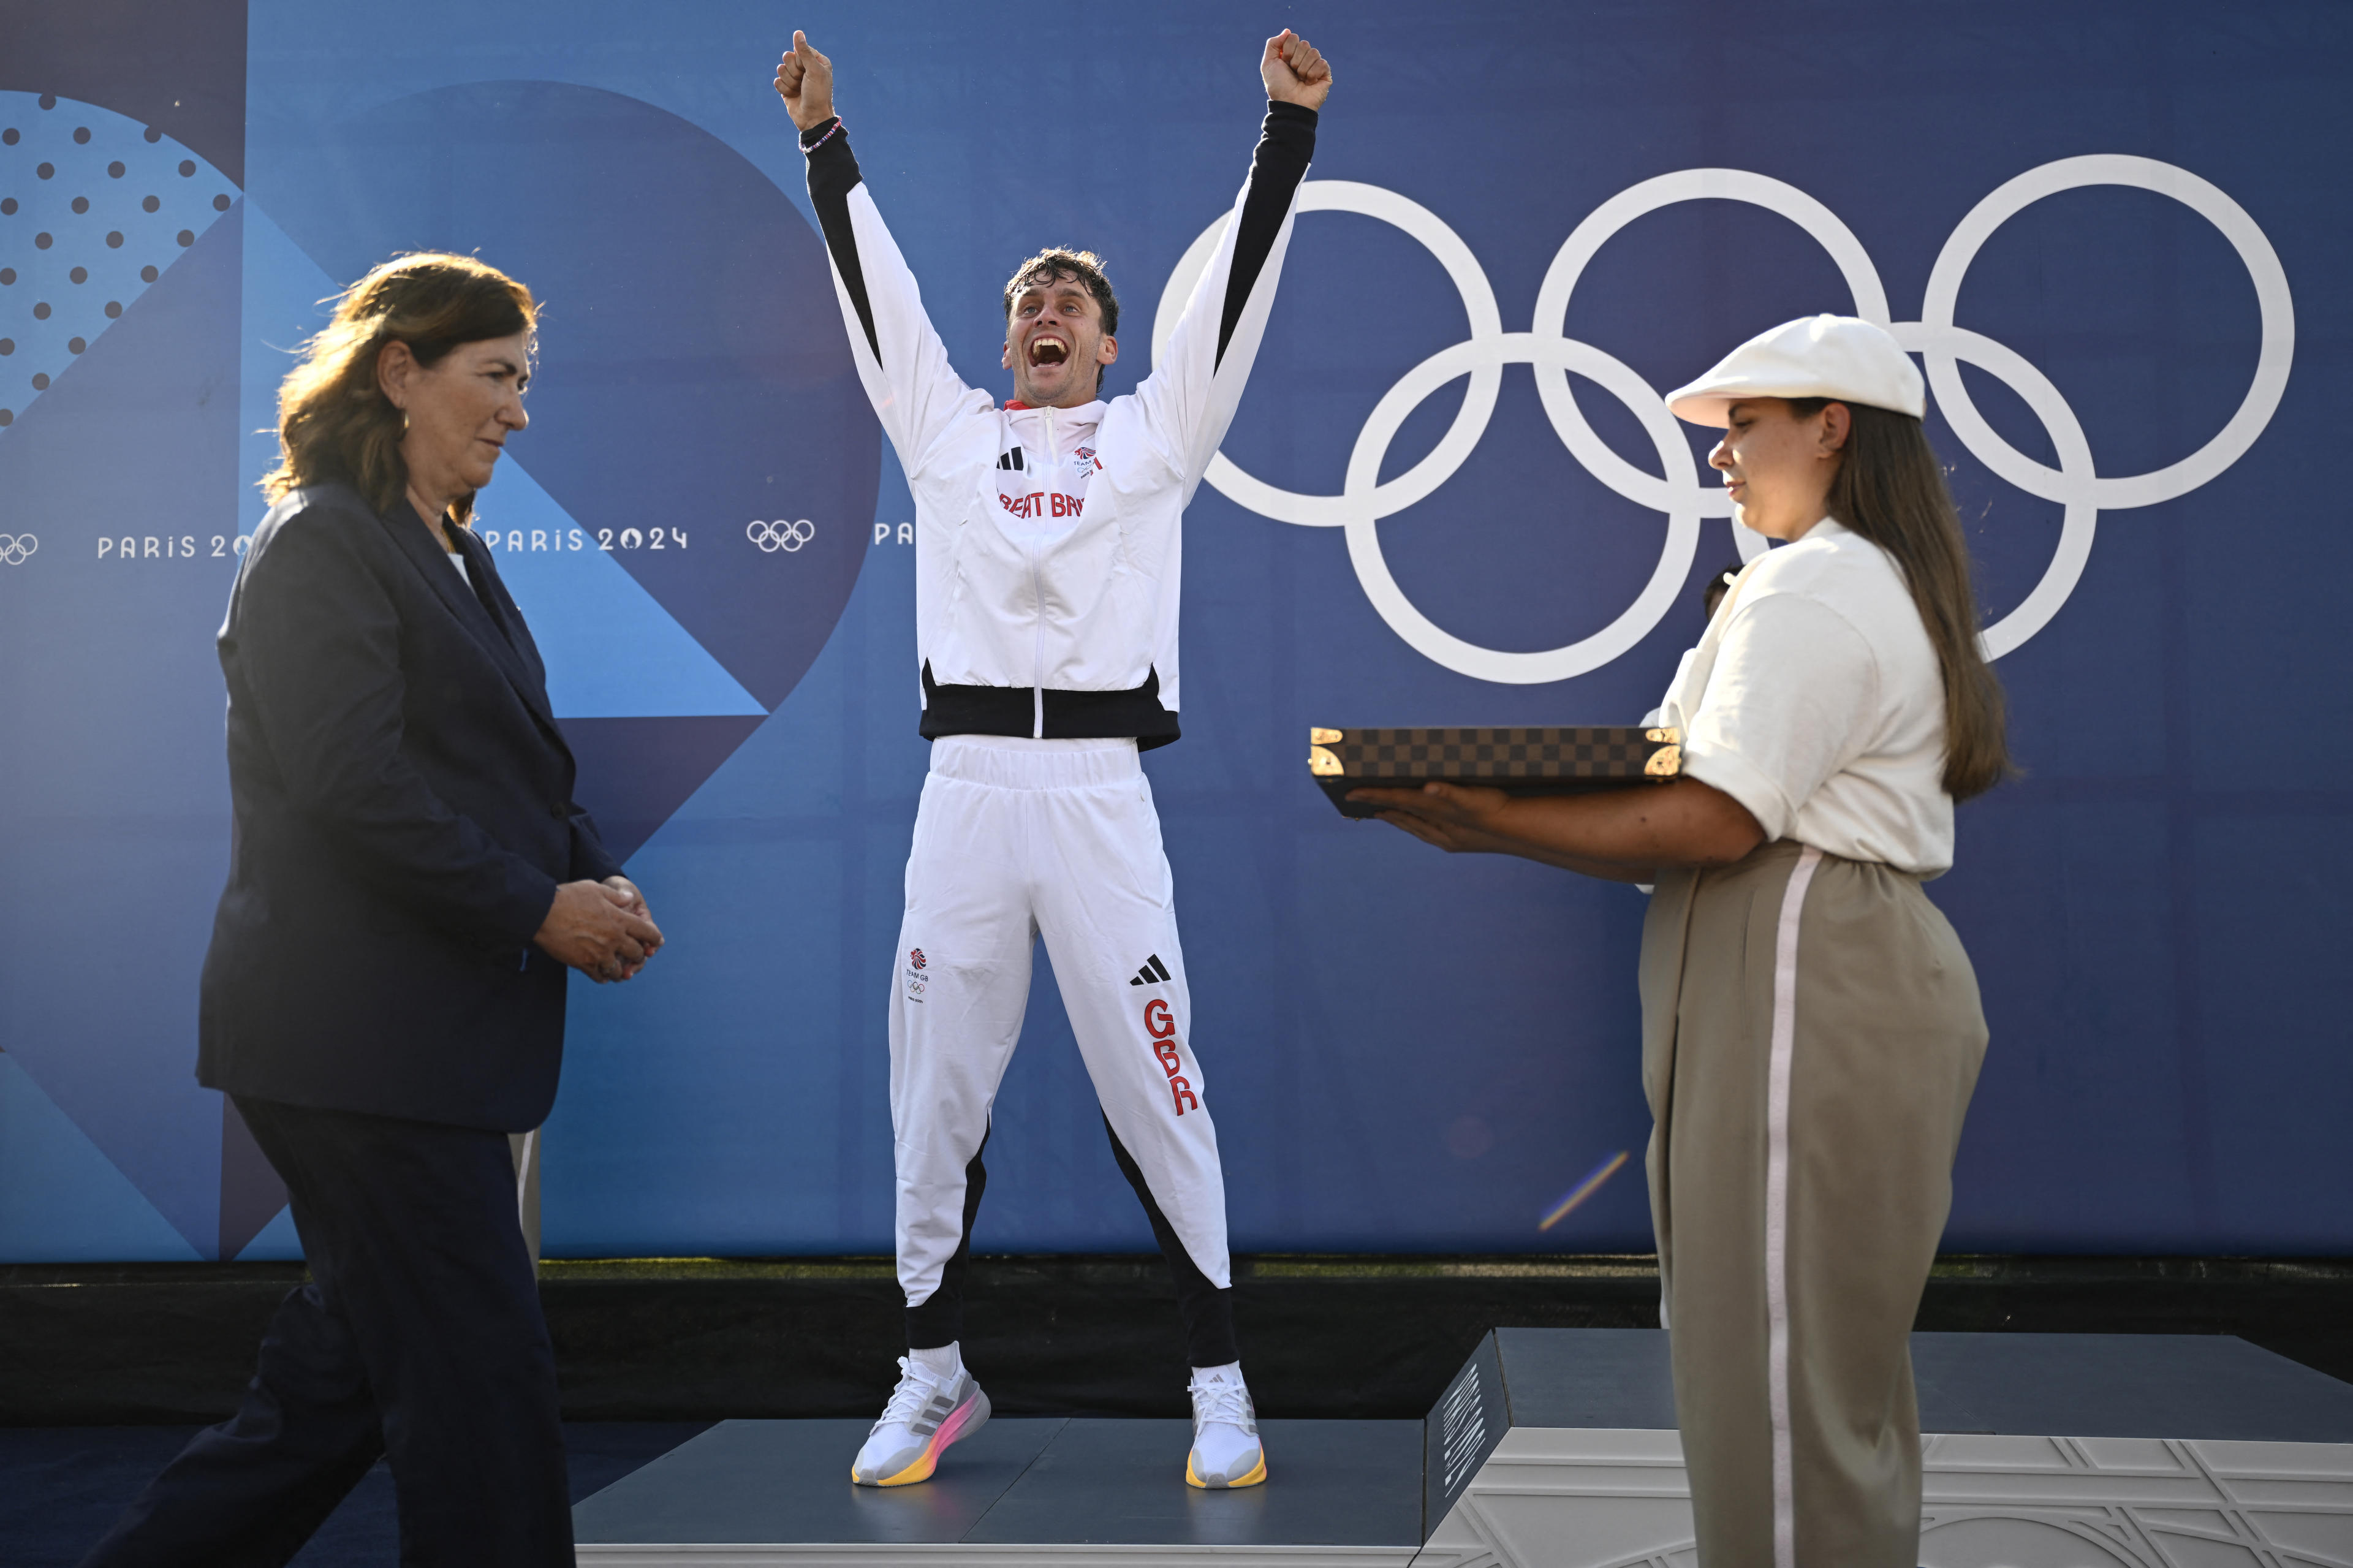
[1358,314,2007,1566]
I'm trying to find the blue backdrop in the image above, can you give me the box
[2,0,2346,1265]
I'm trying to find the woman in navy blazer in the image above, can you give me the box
[84,254,662,1568]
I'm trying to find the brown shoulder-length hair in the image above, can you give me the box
[1784,396,2014,800]
[262,252,535,523]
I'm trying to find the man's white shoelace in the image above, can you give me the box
[1189,1377,1253,1429]
[877,1355,949,1428]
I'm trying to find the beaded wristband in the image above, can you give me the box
[801,117,844,154]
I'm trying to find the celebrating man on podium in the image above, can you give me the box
[774,25,1330,1493]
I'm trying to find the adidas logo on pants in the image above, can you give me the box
[889,735,1233,1355]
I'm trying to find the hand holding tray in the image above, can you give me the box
[1307,726,1681,819]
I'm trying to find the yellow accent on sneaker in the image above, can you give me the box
[867,1445,939,1487]
[1184,1447,1268,1490]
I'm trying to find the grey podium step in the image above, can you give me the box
[1463,1326,2353,1437]
[573,1331,2353,1566]
[572,1415,1423,1565]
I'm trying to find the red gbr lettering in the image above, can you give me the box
[997,491,1083,520]
[1143,999,1192,1114]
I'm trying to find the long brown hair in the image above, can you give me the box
[263,252,535,523]
[1786,397,2014,799]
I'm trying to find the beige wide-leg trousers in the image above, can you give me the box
[1641,840,1987,1567]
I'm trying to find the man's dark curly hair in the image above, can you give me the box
[1002,248,1120,338]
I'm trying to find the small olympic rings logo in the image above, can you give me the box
[1155,157,2292,682]
[747,518,816,553]
[0,534,37,566]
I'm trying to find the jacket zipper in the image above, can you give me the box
[1030,405,1054,738]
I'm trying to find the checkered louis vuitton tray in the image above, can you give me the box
[1308,726,1681,819]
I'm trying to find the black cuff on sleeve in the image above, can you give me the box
[1262,99,1319,143]
[801,115,861,197]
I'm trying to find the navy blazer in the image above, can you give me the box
[198,483,621,1131]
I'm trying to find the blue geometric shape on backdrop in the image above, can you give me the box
[236,1201,303,1263]
[469,461,767,719]
[0,200,246,1258]
[0,1053,202,1264]
[235,195,341,531]
[555,715,772,865]
[249,79,877,712]
[0,91,236,433]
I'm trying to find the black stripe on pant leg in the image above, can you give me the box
[905,1126,990,1351]
[1102,1115,1238,1369]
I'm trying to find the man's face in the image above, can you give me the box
[1002,271,1118,407]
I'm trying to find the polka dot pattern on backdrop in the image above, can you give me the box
[0,88,238,431]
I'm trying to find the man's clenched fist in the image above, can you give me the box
[774,30,836,131]
[1262,29,1332,111]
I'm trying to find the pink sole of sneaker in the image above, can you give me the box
[853,1388,991,1487]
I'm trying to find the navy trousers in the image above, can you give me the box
[80,1096,571,1567]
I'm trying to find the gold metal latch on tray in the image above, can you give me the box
[1309,746,1343,776]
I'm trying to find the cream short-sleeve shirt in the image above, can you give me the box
[1654,520,1954,876]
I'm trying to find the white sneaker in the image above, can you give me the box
[850,1355,991,1487]
[1184,1365,1266,1488]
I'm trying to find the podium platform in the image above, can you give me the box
[570,1330,2353,1567]
[1422,1329,2353,1567]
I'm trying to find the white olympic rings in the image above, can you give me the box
[0,533,36,567]
[748,518,816,553]
[1154,157,2292,680]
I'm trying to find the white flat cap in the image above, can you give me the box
[1665,314,1924,427]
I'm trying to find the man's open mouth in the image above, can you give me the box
[1029,338,1069,367]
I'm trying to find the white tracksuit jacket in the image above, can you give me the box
[804,104,1317,746]
[801,108,1316,1351]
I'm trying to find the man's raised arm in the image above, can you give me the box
[775,32,988,474]
[1133,29,1333,490]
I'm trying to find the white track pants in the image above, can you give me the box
[889,736,1230,1313]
